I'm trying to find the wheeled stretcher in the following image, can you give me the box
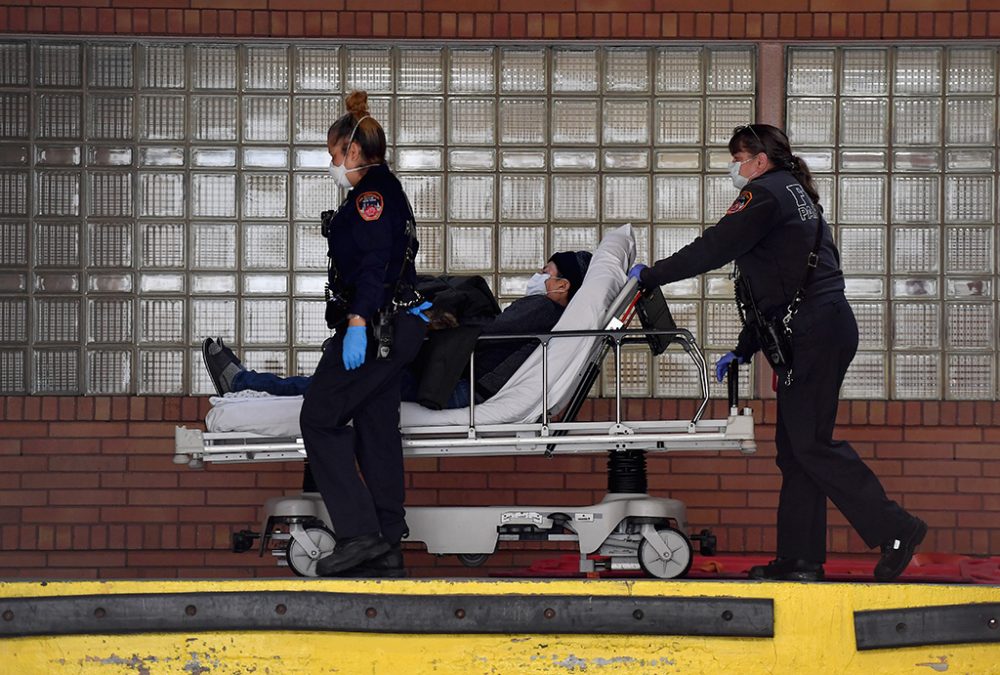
[173,225,757,578]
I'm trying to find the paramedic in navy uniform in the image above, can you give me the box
[301,91,427,578]
[629,124,927,582]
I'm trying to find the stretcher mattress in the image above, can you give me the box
[205,224,636,437]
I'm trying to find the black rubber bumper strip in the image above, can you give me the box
[855,602,1000,650]
[1,591,774,638]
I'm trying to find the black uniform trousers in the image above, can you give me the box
[300,313,427,545]
[774,295,910,563]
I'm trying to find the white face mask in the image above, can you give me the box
[728,157,754,190]
[327,161,354,189]
[328,115,375,189]
[525,272,552,297]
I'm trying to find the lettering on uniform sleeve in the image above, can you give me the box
[785,183,818,221]
[356,191,384,222]
[726,190,753,215]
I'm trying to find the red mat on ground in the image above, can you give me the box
[494,553,1000,584]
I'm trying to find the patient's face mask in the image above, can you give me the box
[728,156,755,190]
[525,272,552,297]
[328,115,375,189]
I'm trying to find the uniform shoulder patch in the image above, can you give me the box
[356,191,384,222]
[726,190,753,215]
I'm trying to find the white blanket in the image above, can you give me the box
[206,224,636,436]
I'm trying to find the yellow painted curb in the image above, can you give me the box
[2,578,999,674]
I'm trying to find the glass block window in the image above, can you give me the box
[0,39,754,396]
[787,46,999,400]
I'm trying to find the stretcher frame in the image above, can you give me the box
[173,280,757,578]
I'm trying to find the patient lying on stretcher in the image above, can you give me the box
[203,251,592,410]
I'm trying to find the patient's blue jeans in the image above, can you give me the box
[233,368,469,410]
[232,370,311,397]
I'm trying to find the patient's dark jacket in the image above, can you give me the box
[472,295,564,401]
[413,276,564,409]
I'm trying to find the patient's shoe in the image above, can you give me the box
[873,517,927,582]
[215,338,242,368]
[315,533,390,577]
[336,545,405,579]
[748,557,824,582]
[201,337,244,396]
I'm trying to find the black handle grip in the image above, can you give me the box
[727,358,739,408]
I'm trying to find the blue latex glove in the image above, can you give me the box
[342,325,367,371]
[408,301,433,323]
[714,351,744,383]
[627,263,647,284]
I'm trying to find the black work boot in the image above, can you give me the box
[337,545,405,579]
[873,517,927,582]
[748,557,824,582]
[315,533,390,577]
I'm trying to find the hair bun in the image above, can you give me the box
[345,90,369,117]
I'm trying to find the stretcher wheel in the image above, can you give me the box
[697,528,717,556]
[287,527,336,577]
[638,528,693,580]
[457,553,490,567]
[231,529,257,554]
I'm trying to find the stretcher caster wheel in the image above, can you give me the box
[638,528,693,580]
[231,529,258,554]
[457,553,490,568]
[691,528,717,556]
[287,527,336,577]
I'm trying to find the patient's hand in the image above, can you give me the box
[426,309,459,331]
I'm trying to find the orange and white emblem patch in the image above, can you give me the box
[726,190,753,215]
[356,191,384,222]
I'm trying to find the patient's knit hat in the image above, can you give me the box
[548,250,593,300]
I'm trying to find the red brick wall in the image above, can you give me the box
[3,0,1000,40]
[2,395,998,578]
[2,1,1000,577]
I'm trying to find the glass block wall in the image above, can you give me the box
[787,46,999,400]
[0,39,756,396]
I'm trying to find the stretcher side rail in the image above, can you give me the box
[462,326,709,429]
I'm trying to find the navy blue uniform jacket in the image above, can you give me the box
[326,163,418,322]
[639,168,845,361]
